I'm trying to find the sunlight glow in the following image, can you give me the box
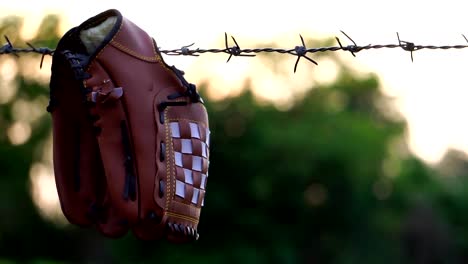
[2,0,468,164]
[19,57,52,84]
[0,58,18,104]
[0,57,18,81]
[29,162,67,225]
[0,79,17,105]
[194,59,249,101]
[314,58,340,86]
[7,121,31,145]
[12,98,46,124]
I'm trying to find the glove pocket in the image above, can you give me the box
[83,65,140,236]
[91,91,140,229]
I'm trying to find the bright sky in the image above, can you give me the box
[2,0,468,164]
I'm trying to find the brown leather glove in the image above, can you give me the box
[48,9,210,242]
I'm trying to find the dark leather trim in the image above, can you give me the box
[77,9,123,66]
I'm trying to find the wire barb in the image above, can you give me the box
[397,32,417,62]
[180,43,199,56]
[1,35,19,57]
[26,42,53,69]
[3,32,468,72]
[335,30,368,57]
[224,32,255,62]
[292,34,318,73]
[1,35,54,68]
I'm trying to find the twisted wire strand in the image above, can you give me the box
[2,32,468,71]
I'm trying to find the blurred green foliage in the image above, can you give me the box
[1,14,468,264]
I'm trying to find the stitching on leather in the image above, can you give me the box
[166,118,206,126]
[165,211,199,224]
[110,40,161,62]
[173,199,202,210]
[169,109,176,211]
[164,108,171,211]
[151,38,159,60]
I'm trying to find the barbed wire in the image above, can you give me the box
[2,31,468,72]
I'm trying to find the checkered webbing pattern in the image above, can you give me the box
[170,120,210,207]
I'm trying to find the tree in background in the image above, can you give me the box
[0,14,467,264]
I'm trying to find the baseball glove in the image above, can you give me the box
[48,9,210,242]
